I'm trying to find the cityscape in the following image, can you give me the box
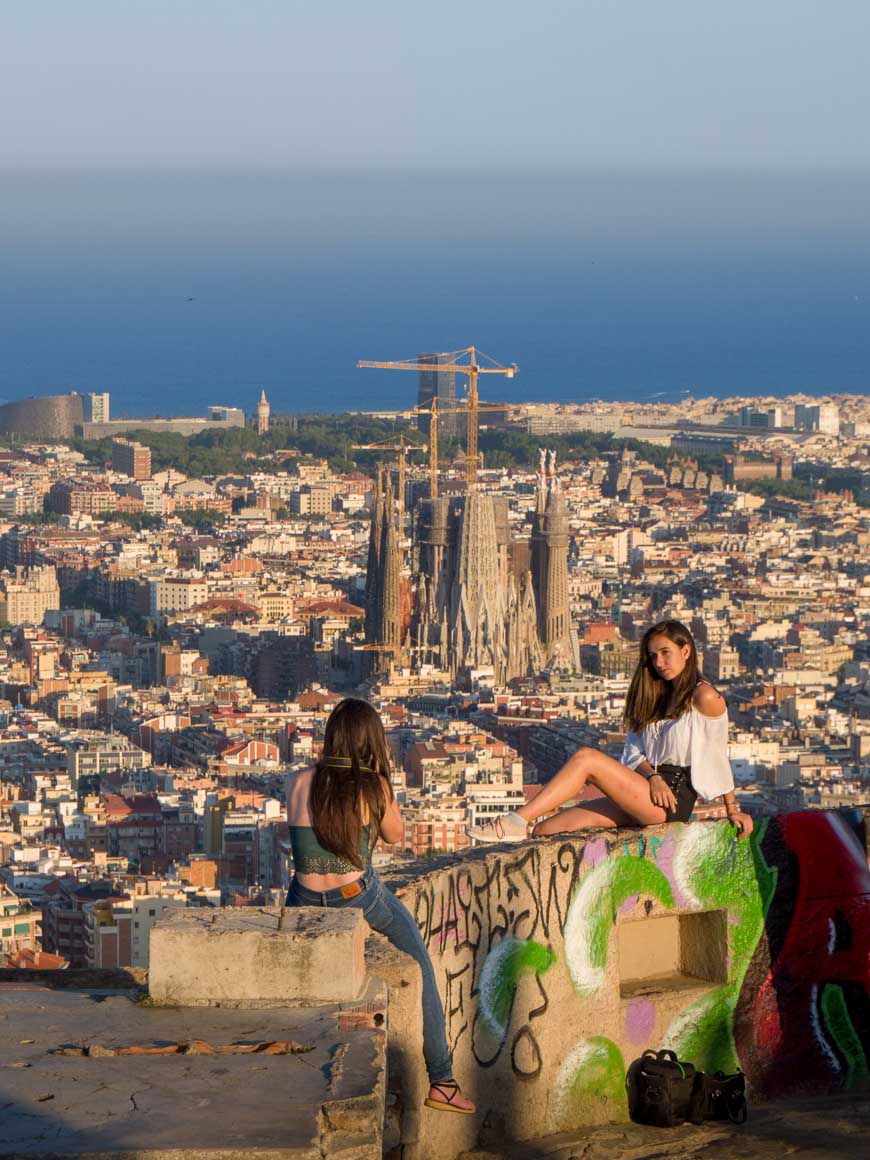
[4,2,870,1153]
[0,375,867,975]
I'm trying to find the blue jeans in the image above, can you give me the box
[285,867,452,1083]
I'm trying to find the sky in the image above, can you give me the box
[2,1,869,171]
[1,4,868,411]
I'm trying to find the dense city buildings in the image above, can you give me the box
[0,387,866,973]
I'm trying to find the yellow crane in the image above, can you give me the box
[351,433,427,523]
[358,346,517,488]
[400,397,511,498]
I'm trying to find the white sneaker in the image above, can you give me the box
[467,812,528,844]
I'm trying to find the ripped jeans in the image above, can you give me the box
[285,867,452,1083]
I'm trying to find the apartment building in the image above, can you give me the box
[111,438,152,480]
[65,737,151,790]
[0,565,60,626]
[47,479,116,515]
[149,575,209,615]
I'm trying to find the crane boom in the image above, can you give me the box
[357,359,515,377]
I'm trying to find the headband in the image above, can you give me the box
[321,756,375,773]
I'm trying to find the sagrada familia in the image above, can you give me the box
[364,450,576,686]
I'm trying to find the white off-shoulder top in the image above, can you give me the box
[620,705,735,801]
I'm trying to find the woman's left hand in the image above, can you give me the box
[728,811,754,839]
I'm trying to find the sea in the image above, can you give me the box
[2,167,868,417]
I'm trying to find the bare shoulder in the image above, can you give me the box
[692,680,726,718]
[285,767,314,817]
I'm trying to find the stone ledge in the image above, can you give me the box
[149,906,366,1007]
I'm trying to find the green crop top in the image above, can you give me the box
[288,757,380,875]
[288,823,373,876]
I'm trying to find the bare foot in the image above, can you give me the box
[425,1079,476,1114]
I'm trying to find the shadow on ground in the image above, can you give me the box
[458,1090,870,1160]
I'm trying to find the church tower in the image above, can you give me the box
[530,448,548,641]
[531,449,571,665]
[364,467,384,645]
[257,390,270,435]
[379,474,402,652]
[542,450,571,664]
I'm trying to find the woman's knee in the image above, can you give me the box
[574,746,597,770]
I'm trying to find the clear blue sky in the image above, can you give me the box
[2,0,868,169]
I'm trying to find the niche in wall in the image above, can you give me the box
[618,909,728,998]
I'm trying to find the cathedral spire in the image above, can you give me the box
[542,455,570,665]
[379,473,401,652]
[364,467,384,645]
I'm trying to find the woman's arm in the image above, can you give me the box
[692,684,753,837]
[719,790,753,837]
[624,730,678,812]
[378,795,405,845]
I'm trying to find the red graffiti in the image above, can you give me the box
[738,811,870,1095]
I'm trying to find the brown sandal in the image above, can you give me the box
[424,1079,476,1115]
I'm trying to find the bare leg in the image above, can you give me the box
[517,748,667,828]
[533,796,645,836]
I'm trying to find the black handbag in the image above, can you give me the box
[626,1049,701,1127]
[693,1069,748,1125]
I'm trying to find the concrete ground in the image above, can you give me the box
[458,1091,870,1160]
[0,979,386,1159]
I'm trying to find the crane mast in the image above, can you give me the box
[351,434,426,525]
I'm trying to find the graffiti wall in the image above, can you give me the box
[392,809,869,1146]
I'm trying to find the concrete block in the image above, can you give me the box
[149,906,366,1007]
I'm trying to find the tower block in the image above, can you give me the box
[257,390,271,435]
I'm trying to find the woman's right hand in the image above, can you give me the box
[648,773,677,813]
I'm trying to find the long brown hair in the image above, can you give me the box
[623,619,702,732]
[310,698,394,869]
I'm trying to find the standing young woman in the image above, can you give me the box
[285,697,475,1115]
[467,619,753,842]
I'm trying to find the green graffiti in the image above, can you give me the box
[662,824,767,1073]
[565,855,675,996]
[555,1036,626,1124]
[748,817,778,918]
[661,991,739,1075]
[821,983,870,1089]
[479,937,556,1037]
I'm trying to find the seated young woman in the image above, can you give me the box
[285,697,475,1115]
[467,619,753,843]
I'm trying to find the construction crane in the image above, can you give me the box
[351,433,427,523]
[358,346,517,488]
[401,397,511,498]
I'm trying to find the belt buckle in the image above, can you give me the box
[340,880,364,899]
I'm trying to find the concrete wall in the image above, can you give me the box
[385,810,870,1155]
[77,416,245,438]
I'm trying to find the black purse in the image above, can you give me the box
[627,1050,748,1128]
[626,1049,701,1128]
[693,1069,748,1125]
